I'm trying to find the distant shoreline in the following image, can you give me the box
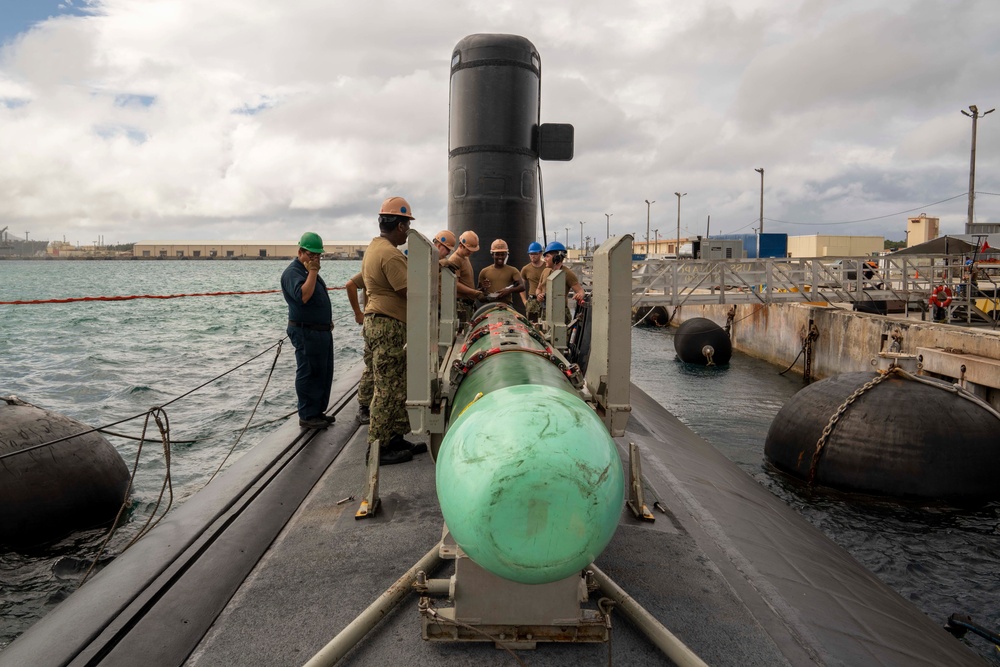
[0,255,361,261]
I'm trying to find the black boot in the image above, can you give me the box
[388,434,427,455]
[379,438,413,465]
[357,405,371,424]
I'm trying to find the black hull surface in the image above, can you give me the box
[1,373,982,666]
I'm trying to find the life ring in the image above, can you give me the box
[929,285,952,308]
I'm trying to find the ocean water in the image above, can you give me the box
[0,258,366,648]
[632,326,1000,664]
[1,260,998,663]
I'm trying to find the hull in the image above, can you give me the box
[0,372,982,666]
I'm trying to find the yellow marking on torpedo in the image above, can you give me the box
[457,392,484,418]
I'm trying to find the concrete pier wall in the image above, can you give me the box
[671,303,1000,382]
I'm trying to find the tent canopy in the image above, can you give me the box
[892,235,985,256]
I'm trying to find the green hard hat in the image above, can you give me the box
[298,232,324,254]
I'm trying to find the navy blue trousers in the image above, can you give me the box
[287,327,334,420]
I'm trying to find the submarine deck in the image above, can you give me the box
[1,374,983,667]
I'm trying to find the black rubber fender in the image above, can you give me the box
[764,372,1000,500]
[674,317,732,365]
[0,397,131,546]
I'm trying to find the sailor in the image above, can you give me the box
[478,239,524,305]
[432,229,456,260]
[536,240,585,322]
[445,231,485,322]
[281,232,335,430]
[520,241,545,322]
[360,197,417,465]
[345,272,371,425]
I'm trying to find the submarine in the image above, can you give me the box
[0,33,986,667]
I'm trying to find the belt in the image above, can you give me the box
[364,313,397,321]
[288,320,334,331]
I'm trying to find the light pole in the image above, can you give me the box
[644,199,655,255]
[674,192,686,257]
[962,105,994,234]
[605,213,613,240]
[565,225,571,249]
[579,221,586,252]
[754,167,764,234]
[653,229,659,254]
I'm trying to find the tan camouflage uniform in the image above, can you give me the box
[359,335,373,409]
[525,298,542,322]
[363,316,409,445]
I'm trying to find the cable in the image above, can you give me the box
[765,193,968,226]
[0,338,285,461]
[1,285,345,306]
[204,340,284,485]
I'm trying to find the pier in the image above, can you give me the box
[628,254,999,326]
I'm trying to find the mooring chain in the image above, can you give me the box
[808,367,898,484]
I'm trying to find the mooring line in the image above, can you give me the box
[1,285,346,306]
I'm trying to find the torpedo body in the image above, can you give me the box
[435,304,624,585]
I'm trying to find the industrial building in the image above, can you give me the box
[786,234,884,258]
[131,241,368,259]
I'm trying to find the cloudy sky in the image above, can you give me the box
[1,0,998,247]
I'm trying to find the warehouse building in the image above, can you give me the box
[132,241,368,259]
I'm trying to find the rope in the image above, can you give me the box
[0,285,345,306]
[83,407,173,583]
[0,338,286,462]
[204,340,284,485]
[76,337,294,580]
[778,324,819,376]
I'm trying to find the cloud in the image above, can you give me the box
[0,0,998,245]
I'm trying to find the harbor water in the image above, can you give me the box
[1,260,998,663]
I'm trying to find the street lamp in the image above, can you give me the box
[754,168,764,234]
[674,192,686,257]
[961,105,995,234]
[644,200,655,256]
[605,213,613,241]
[565,225,571,249]
[579,221,586,252]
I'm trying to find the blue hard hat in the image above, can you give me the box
[527,241,543,253]
[543,241,566,255]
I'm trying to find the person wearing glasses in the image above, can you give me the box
[282,232,335,430]
[360,197,421,465]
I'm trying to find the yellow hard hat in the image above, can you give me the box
[459,231,480,252]
[490,239,509,253]
[434,230,457,250]
[379,196,414,219]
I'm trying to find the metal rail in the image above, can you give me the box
[615,255,999,322]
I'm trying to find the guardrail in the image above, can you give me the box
[578,254,999,325]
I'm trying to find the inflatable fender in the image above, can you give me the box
[1,397,131,546]
[674,317,732,365]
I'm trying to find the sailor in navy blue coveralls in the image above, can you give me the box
[281,243,334,427]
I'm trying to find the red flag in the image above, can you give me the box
[983,239,991,251]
